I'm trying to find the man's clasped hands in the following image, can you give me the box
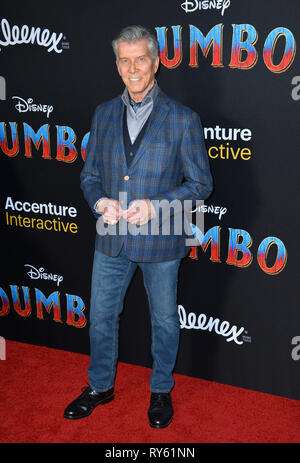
[96,198,155,226]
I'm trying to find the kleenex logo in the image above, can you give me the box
[178,304,245,345]
[0,18,64,53]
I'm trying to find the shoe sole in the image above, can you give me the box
[63,394,114,420]
[148,415,173,429]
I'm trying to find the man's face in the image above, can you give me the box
[116,39,159,102]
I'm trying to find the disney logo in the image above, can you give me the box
[12,96,53,118]
[190,204,227,220]
[25,264,63,287]
[181,0,230,16]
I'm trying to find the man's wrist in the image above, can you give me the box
[148,200,156,219]
[94,197,109,214]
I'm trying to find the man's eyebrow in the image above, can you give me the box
[119,54,148,59]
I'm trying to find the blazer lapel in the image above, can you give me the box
[113,97,127,169]
[128,91,170,171]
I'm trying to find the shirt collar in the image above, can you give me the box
[121,80,159,109]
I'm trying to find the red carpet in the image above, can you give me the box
[0,340,299,443]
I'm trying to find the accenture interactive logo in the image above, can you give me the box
[204,125,253,161]
[4,196,79,234]
[0,18,69,53]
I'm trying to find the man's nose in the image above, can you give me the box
[129,61,137,73]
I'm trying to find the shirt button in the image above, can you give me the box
[124,175,130,181]
[130,152,134,157]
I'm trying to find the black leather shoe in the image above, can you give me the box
[63,385,114,419]
[148,392,173,428]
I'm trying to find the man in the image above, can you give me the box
[64,25,213,428]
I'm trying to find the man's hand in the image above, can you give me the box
[123,199,155,226]
[95,198,121,225]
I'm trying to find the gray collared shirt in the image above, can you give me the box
[121,81,159,144]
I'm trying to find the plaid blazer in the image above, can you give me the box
[80,89,213,262]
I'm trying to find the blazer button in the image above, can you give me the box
[124,175,130,181]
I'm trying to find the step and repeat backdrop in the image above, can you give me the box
[1,0,299,400]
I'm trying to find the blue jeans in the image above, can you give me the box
[88,246,181,393]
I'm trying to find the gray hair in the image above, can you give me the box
[112,25,159,61]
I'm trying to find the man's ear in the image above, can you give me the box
[154,56,160,73]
